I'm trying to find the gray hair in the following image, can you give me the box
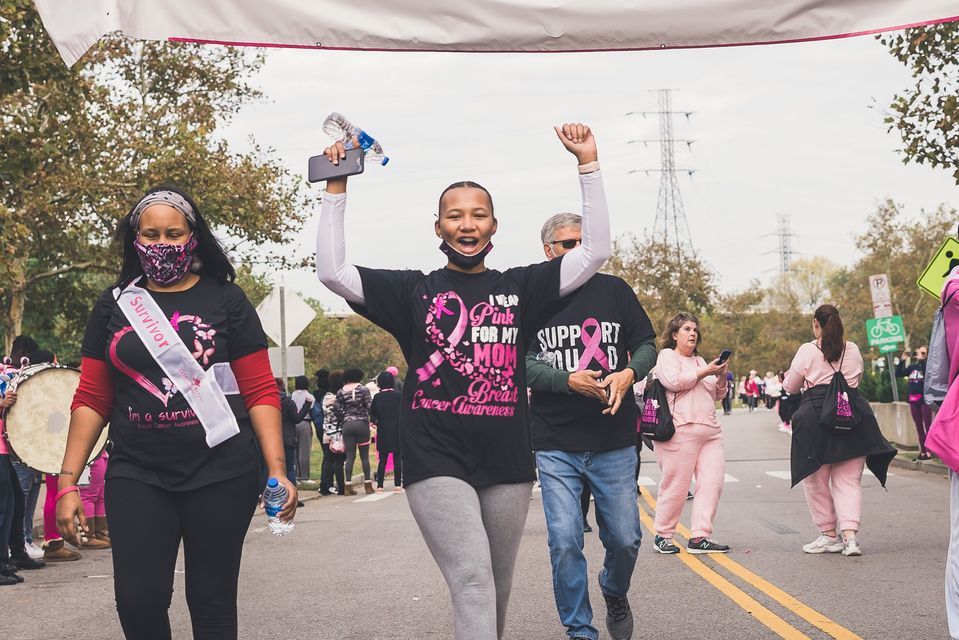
[540,212,582,244]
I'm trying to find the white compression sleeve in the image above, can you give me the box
[315,191,365,305]
[558,170,612,297]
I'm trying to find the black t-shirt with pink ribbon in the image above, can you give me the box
[348,260,566,488]
[528,273,656,452]
[81,277,267,491]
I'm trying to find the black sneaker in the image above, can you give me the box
[602,590,634,640]
[0,564,24,583]
[0,573,19,586]
[654,535,680,554]
[583,521,593,533]
[11,554,45,570]
[686,491,694,501]
[687,537,730,554]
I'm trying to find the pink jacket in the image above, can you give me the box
[782,340,863,394]
[655,349,727,428]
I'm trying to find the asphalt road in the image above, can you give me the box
[3,408,951,639]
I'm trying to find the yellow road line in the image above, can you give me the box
[639,491,864,640]
[636,507,810,640]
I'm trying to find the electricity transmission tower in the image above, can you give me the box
[628,89,697,257]
[768,213,797,276]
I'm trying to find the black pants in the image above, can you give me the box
[375,450,402,488]
[319,441,345,495]
[342,420,371,482]
[106,469,259,640]
[721,392,732,415]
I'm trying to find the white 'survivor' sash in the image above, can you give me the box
[113,278,241,447]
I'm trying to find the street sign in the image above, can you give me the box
[868,273,893,318]
[918,237,959,300]
[268,346,305,378]
[865,315,905,350]
[256,286,317,346]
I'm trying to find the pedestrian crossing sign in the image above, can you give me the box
[918,236,959,300]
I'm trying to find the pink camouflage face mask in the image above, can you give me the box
[134,235,198,286]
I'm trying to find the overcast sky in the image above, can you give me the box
[219,33,958,312]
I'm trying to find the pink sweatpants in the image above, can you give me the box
[44,474,60,541]
[79,454,108,518]
[802,456,865,533]
[654,423,725,538]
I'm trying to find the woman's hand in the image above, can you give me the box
[554,123,598,165]
[323,135,360,194]
[56,490,88,546]
[274,475,298,522]
[699,358,728,380]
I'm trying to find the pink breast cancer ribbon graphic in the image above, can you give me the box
[417,292,469,382]
[577,318,609,371]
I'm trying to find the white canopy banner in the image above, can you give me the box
[33,0,959,66]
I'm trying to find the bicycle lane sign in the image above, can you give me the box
[865,315,905,353]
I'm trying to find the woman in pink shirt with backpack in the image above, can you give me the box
[783,304,896,557]
[652,312,731,555]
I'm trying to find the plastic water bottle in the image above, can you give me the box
[322,112,390,166]
[262,478,294,536]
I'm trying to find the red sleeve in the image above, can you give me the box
[232,349,281,411]
[71,356,115,420]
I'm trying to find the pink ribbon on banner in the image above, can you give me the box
[417,292,469,382]
[577,318,609,371]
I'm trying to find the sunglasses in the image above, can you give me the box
[549,239,581,249]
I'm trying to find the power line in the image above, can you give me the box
[628,89,697,257]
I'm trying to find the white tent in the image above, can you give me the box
[33,0,959,66]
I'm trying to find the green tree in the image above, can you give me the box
[1,0,311,354]
[829,199,954,356]
[606,234,717,332]
[880,22,959,182]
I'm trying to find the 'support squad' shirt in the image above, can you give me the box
[529,274,656,452]
[81,278,268,491]
[348,260,567,488]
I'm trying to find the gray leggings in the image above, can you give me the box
[406,476,533,640]
[342,420,371,482]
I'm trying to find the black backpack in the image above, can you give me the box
[639,378,675,442]
[818,346,862,432]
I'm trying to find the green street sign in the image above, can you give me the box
[918,236,959,299]
[878,344,899,354]
[866,315,905,349]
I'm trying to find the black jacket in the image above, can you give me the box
[280,391,311,447]
[790,385,897,487]
[370,389,402,453]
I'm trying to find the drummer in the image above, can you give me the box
[55,186,295,639]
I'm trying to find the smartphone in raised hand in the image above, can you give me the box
[716,349,732,365]
[308,147,365,183]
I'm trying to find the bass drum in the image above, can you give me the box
[4,364,109,474]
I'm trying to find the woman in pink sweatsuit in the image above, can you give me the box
[653,313,731,555]
[783,304,895,557]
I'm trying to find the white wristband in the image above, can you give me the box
[577,161,600,174]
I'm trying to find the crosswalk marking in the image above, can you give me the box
[637,476,657,487]
[353,493,393,503]
[766,471,792,480]
[724,473,740,483]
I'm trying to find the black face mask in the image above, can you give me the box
[439,240,493,270]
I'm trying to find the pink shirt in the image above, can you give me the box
[942,277,959,385]
[655,348,727,428]
[783,340,863,393]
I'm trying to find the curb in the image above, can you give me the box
[890,456,950,477]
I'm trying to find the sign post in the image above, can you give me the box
[867,273,902,405]
[255,286,318,392]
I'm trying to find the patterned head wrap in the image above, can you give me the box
[129,190,197,230]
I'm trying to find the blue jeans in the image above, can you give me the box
[536,447,643,640]
[12,462,41,544]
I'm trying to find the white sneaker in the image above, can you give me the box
[24,542,44,560]
[842,538,862,556]
[802,534,844,554]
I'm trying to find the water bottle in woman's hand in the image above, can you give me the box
[322,112,390,166]
[263,478,294,536]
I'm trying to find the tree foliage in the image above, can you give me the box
[880,22,959,183]
[0,0,311,356]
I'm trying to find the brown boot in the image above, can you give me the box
[80,520,111,550]
[43,539,81,562]
[93,516,111,546]
[344,482,356,496]
[363,480,375,494]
